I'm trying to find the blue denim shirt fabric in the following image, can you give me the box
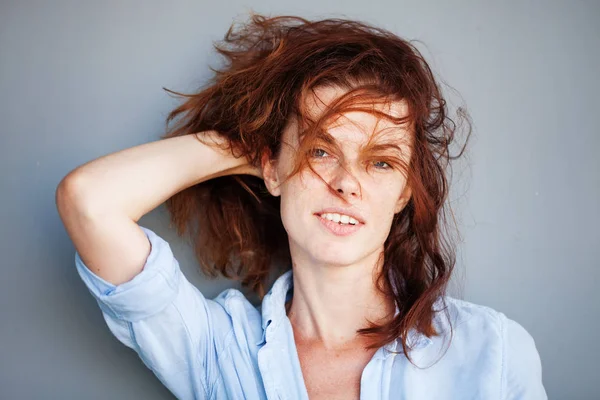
[75,226,547,399]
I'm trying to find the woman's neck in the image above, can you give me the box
[285,250,396,351]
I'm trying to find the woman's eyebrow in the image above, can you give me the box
[315,129,408,157]
[317,130,405,157]
[363,142,405,155]
[315,130,338,146]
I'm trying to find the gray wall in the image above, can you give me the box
[1,0,598,398]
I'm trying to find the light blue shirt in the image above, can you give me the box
[75,226,547,399]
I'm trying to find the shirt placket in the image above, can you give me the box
[359,348,397,400]
[257,320,310,400]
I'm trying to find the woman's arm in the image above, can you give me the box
[55,130,260,286]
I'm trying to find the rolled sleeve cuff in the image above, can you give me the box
[75,226,180,322]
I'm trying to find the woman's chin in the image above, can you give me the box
[310,249,361,267]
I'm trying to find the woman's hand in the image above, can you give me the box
[193,130,264,180]
[227,162,263,180]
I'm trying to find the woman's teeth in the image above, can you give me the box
[320,213,359,225]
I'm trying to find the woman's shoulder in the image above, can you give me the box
[211,286,262,323]
[438,295,504,328]
[208,286,265,345]
[397,296,546,398]
[438,295,535,339]
[432,296,543,382]
[427,296,547,398]
[435,295,538,347]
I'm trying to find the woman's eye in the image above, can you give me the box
[311,148,328,158]
[373,160,391,169]
[308,149,391,169]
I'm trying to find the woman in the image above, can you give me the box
[56,13,547,399]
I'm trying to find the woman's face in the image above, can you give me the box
[262,86,413,268]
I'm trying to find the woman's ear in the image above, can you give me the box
[261,150,281,197]
[394,185,412,214]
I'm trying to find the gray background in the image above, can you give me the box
[1,0,598,399]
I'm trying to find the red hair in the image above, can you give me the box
[161,12,472,364]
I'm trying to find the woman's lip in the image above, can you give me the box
[316,214,363,236]
[315,209,365,224]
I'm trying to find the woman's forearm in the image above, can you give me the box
[59,131,250,221]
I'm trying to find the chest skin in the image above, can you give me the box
[294,338,379,400]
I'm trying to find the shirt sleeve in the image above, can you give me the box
[500,312,548,400]
[74,225,232,400]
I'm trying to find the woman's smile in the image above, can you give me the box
[315,213,364,236]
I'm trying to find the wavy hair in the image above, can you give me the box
[160,12,472,364]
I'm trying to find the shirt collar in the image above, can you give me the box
[258,269,435,354]
[259,269,293,335]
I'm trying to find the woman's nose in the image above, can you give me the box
[331,163,361,199]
